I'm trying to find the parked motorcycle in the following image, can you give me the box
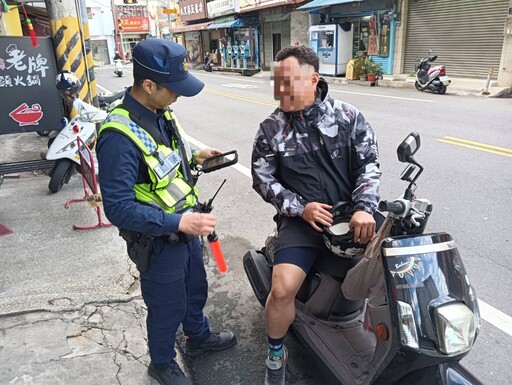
[204,53,213,72]
[46,72,123,193]
[46,97,107,193]
[415,51,451,94]
[114,59,123,77]
[244,132,482,385]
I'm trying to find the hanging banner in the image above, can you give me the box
[0,36,64,135]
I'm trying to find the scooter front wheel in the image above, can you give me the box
[414,81,424,92]
[48,159,74,193]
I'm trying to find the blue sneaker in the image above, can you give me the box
[264,346,287,385]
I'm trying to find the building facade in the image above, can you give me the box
[399,0,510,83]
[85,0,116,66]
[168,0,512,86]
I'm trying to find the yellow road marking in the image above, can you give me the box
[437,136,512,158]
[204,87,278,108]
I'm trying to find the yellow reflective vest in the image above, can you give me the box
[98,105,198,214]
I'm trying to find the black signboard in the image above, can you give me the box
[0,36,64,135]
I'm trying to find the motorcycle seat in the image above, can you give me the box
[98,90,125,105]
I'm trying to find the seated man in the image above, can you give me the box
[251,44,381,385]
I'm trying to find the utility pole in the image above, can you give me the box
[76,0,98,105]
[45,0,93,111]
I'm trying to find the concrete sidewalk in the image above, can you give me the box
[0,143,189,385]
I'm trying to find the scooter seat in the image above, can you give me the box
[98,90,125,105]
[315,252,362,279]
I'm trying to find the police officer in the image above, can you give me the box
[97,39,237,385]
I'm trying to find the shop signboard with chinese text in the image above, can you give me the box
[178,0,207,21]
[0,36,64,135]
[117,16,150,33]
[207,0,239,19]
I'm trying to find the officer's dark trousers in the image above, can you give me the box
[140,237,210,365]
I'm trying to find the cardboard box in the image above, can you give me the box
[346,59,362,80]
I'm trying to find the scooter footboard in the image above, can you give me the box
[393,361,483,385]
[243,249,272,307]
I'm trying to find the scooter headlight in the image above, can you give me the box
[434,303,476,355]
[397,300,419,350]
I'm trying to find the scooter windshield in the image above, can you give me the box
[381,233,477,345]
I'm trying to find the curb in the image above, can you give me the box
[489,87,512,98]
[326,77,511,98]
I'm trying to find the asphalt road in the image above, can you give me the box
[1,63,511,385]
[95,64,512,384]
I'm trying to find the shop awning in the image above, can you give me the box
[170,21,212,34]
[206,17,258,30]
[207,19,239,30]
[298,0,363,10]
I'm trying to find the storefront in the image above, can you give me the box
[170,21,211,67]
[184,31,204,65]
[261,13,291,70]
[91,38,110,65]
[115,4,151,59]
[207,17,259,68]
[404,0,509,79]
[299,0,396,74]
[173,0,209,66]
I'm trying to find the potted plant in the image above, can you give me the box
[365,59,382,82]
[359,58,370,81]
[351,53,366,81]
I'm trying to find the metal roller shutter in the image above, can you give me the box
[404,0,509,79]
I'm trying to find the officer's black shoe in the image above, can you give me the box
[148,360,192,385]
[187,331,237,356]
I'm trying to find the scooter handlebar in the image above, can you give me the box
[379,200,406,215]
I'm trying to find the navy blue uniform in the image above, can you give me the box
[97,89,210,365]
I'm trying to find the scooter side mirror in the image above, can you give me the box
[397,132,421,163]
[429,55,438,62]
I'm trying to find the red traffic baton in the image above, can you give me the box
[207,231,227,273]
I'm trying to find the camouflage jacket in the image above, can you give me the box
[251,79,381,217]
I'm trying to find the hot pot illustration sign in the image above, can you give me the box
[9,103,43,126]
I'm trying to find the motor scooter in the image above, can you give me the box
[46,98,107,193]
[243,132,483,385]
[114,59,123,77]
[415,51,451,94]
[204,54,213,72]
[45,90,126,193]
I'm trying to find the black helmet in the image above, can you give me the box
[56,71,82,102]
[323,202,367,258]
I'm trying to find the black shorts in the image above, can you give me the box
[274,247,324,273]
[273,212,385,273]
[273,216,327,273]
